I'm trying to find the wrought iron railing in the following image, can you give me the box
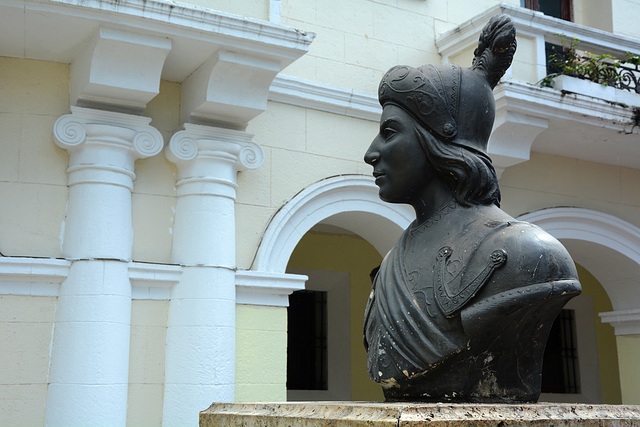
[617,63,640,94]
[544,41,640,94]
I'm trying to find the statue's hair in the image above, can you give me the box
[472,14,517,89]
[414,126,501,207]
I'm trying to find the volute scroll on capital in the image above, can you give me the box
[166,123,265,171]
[52,106,164,159]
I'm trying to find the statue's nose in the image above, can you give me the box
[364,139,381,165]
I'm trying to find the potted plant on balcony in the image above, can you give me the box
[541,36,640,107]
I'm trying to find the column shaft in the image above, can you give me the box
[45,107,163,426]
[163,123,263,426]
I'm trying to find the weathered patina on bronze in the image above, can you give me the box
[363,14,581,403]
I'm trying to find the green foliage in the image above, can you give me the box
[541,35,640,88]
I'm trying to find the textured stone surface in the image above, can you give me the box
[200,402,640,426]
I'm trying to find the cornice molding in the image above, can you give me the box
[269,74,381,122]
[0,257,70,296]
[235,270,307,307]
[0,0,315,83]
[0,257,186,299]
[129,261,183,300]
[599,309,640,336]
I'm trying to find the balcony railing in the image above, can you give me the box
[545,41,640,94]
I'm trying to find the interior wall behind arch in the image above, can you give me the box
[286,230,383,401]
[575,263,622,404]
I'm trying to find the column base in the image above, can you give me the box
[200,402,640,426]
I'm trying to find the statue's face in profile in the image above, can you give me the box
[365,104,432,205]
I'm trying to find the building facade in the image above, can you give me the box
[1,0,639,425]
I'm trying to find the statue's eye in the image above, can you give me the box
[383,127,397,139]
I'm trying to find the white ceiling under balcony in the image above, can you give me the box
[494,80,640,171]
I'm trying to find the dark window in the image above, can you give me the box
[286,290,328,390]
[523,0,573,21]
[541,309,581,394]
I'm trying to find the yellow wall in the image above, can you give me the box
[127,300,169,427]
[0,57,69,258]
[616,334,640,404]
[576,265,622,404]
[235,304,288,401]
[286,230,384,401]
[0,295,56,427]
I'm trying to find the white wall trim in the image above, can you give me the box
[129,262,182,300]
[599,309,640,336]
[235,270,308,306]
[0,257,185,299]
[269,0,281,25]
[0,257,70,296]
[269,75,381,122]
[251,174,413,274]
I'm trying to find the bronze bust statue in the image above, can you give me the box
[363,15,581,403]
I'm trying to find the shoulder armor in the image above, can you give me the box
[434,220,579,317]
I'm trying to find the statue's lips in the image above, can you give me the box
[373,172,385,185]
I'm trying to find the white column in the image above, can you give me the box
[162,123,263,426]
[45,107,164,427]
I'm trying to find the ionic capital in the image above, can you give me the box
[54,106,164,189]
[166,123,264,199]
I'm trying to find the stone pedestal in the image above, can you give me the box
[200,402,640,426]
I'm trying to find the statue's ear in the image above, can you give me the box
[472,14,517,89]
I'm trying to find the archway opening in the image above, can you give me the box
[284,222,385,402]
[519,208,640,404]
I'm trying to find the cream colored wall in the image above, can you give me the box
[0,295,56,427]
[500,152,640,227]
[127,300,169,427]
[510,34,540,84]
[0,57,69,258]
[616,334,640,404]
[611,0,640,39]
[285,231,384,401]
[235,304,288,401]
[132,80,180,264]
[575,265,622,404]
[280,0,520,93]
[573,0,614,32]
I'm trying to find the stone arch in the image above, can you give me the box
[251,174,413,274]
[518,207,640,312]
